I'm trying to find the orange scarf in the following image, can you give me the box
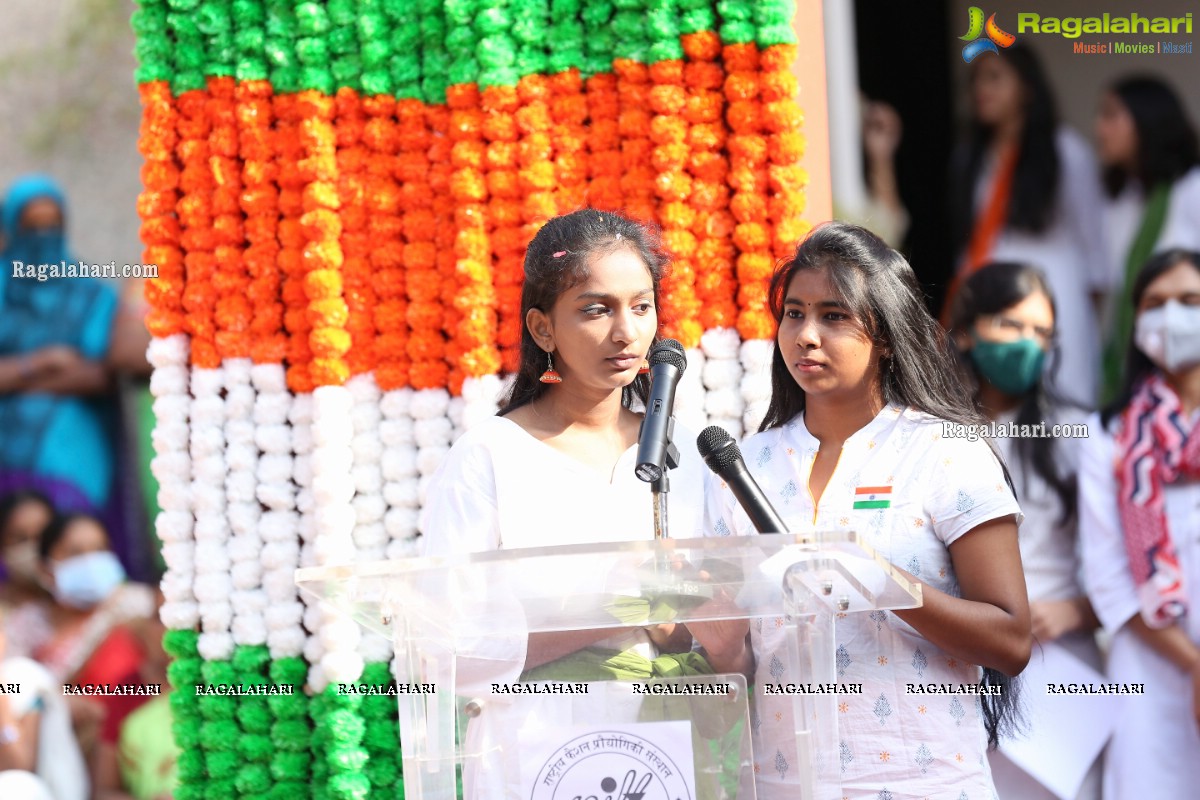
[942,144,1019,325]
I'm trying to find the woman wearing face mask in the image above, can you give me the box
[947,46,1110,405]
[1094,76,1200,402]
[950,263,1101,800]
[1080,249,1200,798]
[4,514,154,771]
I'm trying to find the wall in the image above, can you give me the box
[0,0,143,273]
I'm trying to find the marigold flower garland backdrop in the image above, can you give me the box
[134,0,810,796]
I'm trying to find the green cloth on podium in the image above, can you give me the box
[519,646,714,683]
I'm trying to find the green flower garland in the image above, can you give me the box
[678,0,716,36]
[293,0,334,94]
[264,0,301,93]
[131,0,173,84]
[755,0,796,46]
[548,0,585,75]
[611,0,650,63]
[579,0,614,77]
[231,0,270,81]
[197,0,236,77]
[166,0,208,92]
[511,0,550,78]
[716,0,754,45]
[269,657,311,796]
[165,631,204,800]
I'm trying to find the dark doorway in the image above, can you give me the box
[854,0,957,312]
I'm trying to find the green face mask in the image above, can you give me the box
[969,336,1046,396]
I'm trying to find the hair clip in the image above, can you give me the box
[553,251,567,258]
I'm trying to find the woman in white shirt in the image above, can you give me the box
[1095,76,1200,401]
[707,222,1031,799]
[1080,249,1200,800]
[949,262,1101,799]
[419,209,726,798]
[948,45,1110,406]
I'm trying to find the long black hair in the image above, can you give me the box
[498,209,668,415]
[952,44,1060,250]
[1102,249,1200,427]
[1101,76,1199,197]
[948,262,1078,528]
[761,222,1022,748]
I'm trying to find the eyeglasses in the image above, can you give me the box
[988,315,1056,346]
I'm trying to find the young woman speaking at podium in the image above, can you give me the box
[419,209,741,797]
[705,223,1032,799]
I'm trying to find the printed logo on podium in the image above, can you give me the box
[524,724,696,800]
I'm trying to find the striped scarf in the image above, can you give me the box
[1117,373,1200,628]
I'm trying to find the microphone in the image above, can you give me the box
[635,339,687,483]
[696,426,789,534]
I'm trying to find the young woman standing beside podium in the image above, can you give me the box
[419,210,735,796]
[705,223,1032,799]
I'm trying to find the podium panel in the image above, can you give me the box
[297,532,922,800]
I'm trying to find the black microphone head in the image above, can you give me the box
[696,425,741,474]
[648,338,686,371]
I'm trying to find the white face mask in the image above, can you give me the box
[1134,300,1200,373]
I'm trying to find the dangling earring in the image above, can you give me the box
[638,359,650,375]
[539,351,562,384]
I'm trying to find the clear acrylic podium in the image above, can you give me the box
[296,531,921,800]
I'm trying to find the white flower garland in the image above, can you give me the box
[189,365,234,662]
[674,347,709,435]
[310,384,363,688]
[701,328,745,440]
[148,334,199,631]
[380,388,420,560]
[252,363,305,660]
[347,374,391,664]
[740,338,774,435]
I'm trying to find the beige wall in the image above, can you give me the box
[949,0,1200,141]
[1,0,144,279]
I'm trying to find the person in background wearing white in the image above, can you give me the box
[1095,76,1200,402]
[949,262,1101,799]
[947,45,1110,406]
[1080,249,1200,799]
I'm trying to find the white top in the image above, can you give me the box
[1078,409,1200,798]
[992,404,1089,605]
[706,404,1021,799]
[977,128,1111,406]
[1102,166,1200,291]
[418,413,711,799]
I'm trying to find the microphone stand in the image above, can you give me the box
[651,417,680,540]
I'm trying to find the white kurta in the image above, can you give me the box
[975,128,1112,407]
[1079,410,1200,800]
[418,413,710,799]
[706,405,1021,800]
[987,405,1102,800]
[1101,166,1200,293]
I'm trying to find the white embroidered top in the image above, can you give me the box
[706,404,1021,800]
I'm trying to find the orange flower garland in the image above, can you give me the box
[137,81,185,340]
[480,84,525,374]
[297,90,350,388]
[723,43,775,341]
[649,57,701,347]
[682,31,737,331]
[760,44,810,259]
[446,83,500,395]
[175,88,219,369]
[368,94,409,392]
[236,79,285,365]
[208,76,251,361]
[404,104,449,391]
[583,72,622,212]
[614,59,656,224]
[430,105,460,393]
[548,69,589,213]
[516,73,557,226]
[334,88,378,377]
[274,93,315,393]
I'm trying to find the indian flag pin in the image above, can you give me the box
[853,485,892,509]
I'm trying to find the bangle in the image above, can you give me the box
[0,723,18,745]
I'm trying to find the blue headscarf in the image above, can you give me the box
[1,174,71,268]
[0,174,117,507]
